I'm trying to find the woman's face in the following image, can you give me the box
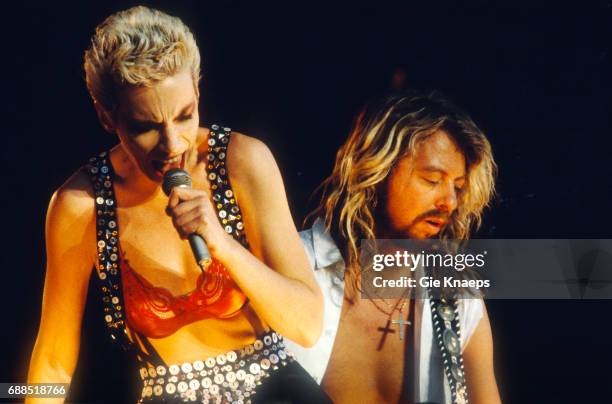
[111,70,200,182]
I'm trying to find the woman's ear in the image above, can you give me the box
[94,101,116,134]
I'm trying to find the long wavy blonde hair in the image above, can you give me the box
[311,91,497,287]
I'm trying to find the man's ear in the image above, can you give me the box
[94,101,117,134]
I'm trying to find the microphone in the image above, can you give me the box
[162,168,212,271]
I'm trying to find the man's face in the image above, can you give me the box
[381,130,466,239]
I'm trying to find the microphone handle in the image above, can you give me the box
[188,233,212,270]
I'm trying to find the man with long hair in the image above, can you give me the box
[286,91,502,403]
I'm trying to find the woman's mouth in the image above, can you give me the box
[151,153,186,175]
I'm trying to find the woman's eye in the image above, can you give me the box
[177,114,193,122]
[127,122,154,134]
[424,178,439,185]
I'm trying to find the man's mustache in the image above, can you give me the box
[412,209,450,224]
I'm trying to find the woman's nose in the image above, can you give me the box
[159,125,186,154]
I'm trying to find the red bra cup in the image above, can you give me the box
[121,258,247,338]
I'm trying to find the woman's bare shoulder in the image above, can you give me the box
[226,131,275,180]
[48,167,96,228]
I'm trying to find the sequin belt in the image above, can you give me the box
[138,331,293,403]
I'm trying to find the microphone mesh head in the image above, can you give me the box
[162,168,192,196]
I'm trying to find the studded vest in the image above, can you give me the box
[88,125,249,364]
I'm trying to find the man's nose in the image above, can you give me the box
[159,125,186,154]
[435,182,458,213]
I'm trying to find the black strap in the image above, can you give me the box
[429,295,469,404]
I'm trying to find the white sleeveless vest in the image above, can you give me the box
[285,219,484,404]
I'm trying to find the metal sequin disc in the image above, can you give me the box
[443,328,461,354]
[437,304,456,321]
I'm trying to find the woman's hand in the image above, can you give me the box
[166,186,237,259]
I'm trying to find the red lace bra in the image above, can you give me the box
[121,257,247,339]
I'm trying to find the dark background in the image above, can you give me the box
[2,1,612,403]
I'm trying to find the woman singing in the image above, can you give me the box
[27,6,325,403]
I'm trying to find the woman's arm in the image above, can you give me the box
[27,171,96,403]
[168,133,324,347]
[462,302,502,404]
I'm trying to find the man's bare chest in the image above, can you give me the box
[322,298,414,403]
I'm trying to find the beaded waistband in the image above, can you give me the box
[138,331,293,403]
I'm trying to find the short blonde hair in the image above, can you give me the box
[84,6,201,111]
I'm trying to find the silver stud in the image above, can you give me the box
[165,383,176,394]
[214,373,224,384]
[105,315,113,323]
[181,362,193,373]
[225,371,236,383]
[208,138,216,146]
[216,354,226,365]
[189,379,200,391]
[108,220,117,229]
[225,190,233,198]
[206,358,216,368]
[254,340,264,350]
[96,197,104,205]
[111,296,119,304]
[236,370,246,381]
[100,166,109,174]
[156,365,166,376]
[225,225,233,233]
[260,358,270,370]
[208,173,217,181]
[177,381,188,393]
[219,210,227,219]
[148,367,157,378]
[219,152,226,160]
[249,363,260,374]
[90,167,99,174]
[211,124,219,130]
[269,353,279,364]
[263,335,272,346]
[201,377,212,388]
[193,360,204,371]
[226,351,237,362]
[443,329,461,355]
[451,363,466,383]
[169,365,180,375]
[153,385,163,396]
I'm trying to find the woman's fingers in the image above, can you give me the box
[166,187,209,214]
[167,187,214,239]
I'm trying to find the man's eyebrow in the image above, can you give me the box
[418,165,465,181]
